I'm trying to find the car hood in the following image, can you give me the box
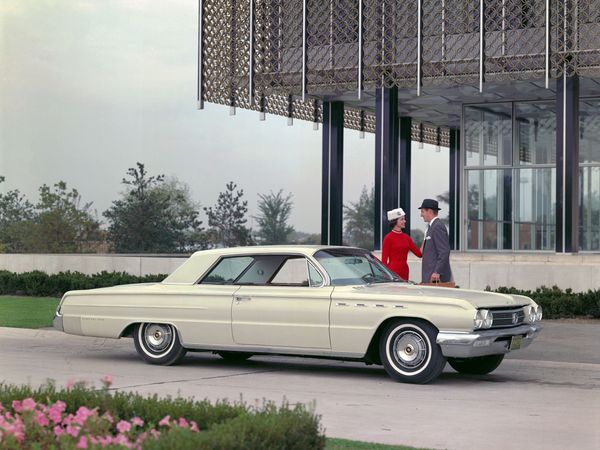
[341,283,528,308]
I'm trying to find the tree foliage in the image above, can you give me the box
[204,182,253,247]
[0,177,101,253]
[254,190,294,244]
[103,163,205,253]
[343,186,374,250]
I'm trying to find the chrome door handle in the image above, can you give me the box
[235,296,252,302]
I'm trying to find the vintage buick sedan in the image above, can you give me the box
[53,246,542,384]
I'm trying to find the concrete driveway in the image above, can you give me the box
[1,321,599,450]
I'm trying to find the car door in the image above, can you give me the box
[232,256,333,349]
[176,256,252,346]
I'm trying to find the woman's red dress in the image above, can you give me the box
[381,231,422,280]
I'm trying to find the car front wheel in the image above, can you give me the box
[134,323,186,365]
[379,320,446,384]
[447,354,505,375]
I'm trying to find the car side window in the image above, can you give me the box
[201,256,254,284]
[269,257,310,286]
[236,255,287,285]
[308,262,324,287]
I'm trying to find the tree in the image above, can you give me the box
[254,190,294,244]
[344,186,374,250]
[410,228,424,248]
[204,182,253,247]
[0,176,35,252]
[26,181,102,253]
[1,177,102,253]
[103,163,205,253]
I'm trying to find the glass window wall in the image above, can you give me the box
[464,101,556,251]
[579,99,600,251]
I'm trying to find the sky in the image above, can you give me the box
[0,0,448,235]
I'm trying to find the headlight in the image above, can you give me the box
[474,309,493,330]
[525,305,543,323]
[535,305,543,322]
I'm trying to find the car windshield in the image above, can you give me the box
[313,248,402,286]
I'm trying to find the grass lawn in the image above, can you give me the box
[0,295,59,328]
[326,438,425,449]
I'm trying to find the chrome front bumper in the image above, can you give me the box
[436,324,542,358]
[53,313,64,332]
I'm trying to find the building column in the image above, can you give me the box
[399,117,412,234]
[374,87,398,250]
[321,101,344,245]
[556,75,579,253]
[449,129,460,250]
[374,87,411,250]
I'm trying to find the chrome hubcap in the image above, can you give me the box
[393,331,427,369]
[144,324,173,353]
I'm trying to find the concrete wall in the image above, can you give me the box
[0,254,188,277]
[1,252,599,292]
[404,253,600,292]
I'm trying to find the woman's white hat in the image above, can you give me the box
[387,207,405,221]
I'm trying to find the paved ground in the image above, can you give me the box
[1,321,599,450]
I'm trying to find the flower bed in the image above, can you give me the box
[0,377,325,449]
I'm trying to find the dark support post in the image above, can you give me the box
[449,129,460,250]
[374,87,400,250]
[556,75,580,253]
[321,101,345,245]
[399,117,412,234]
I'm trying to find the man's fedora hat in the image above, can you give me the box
[418,198,441,211]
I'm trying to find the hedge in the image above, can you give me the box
[0,270,166,298]
[487,285,600,319]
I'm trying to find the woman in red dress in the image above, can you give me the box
[381,208,422,280]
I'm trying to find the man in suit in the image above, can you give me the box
[419,198,452,283]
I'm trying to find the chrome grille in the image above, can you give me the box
[490,308,526,329]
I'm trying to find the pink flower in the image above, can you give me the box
[21,398,36,411]
[48,407,63,424]
[178,417,189,428]
[150,429,160,439]
[74,406,96,426]
[35,410,50,427]
[102,411,114,423]
[66,424,81,437]
[131,416,144,427]
[116,420,131,433]
[190,420,199,432]
[76,436,88,449]
[158,415,171,427]
[53,425,64,437]
[100,374,113,387]
[11,400,22,413]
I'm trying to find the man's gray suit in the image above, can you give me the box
[421,218,452,283]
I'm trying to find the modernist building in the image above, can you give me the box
[197,0,600,253]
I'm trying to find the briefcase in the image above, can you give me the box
[420,280,456,288]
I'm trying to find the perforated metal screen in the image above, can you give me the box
[199,0,600,145]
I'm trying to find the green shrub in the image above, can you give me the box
[144,403,325,450]
[0,270,166,297]
[489,285,600,319]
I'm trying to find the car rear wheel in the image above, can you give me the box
[379,320,446,384]
[134,323,186,365]
[447,354,505,375]
[216,351,253,362]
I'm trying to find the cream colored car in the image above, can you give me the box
[53,246,542,384]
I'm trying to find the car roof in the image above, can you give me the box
[163,245,365,284]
